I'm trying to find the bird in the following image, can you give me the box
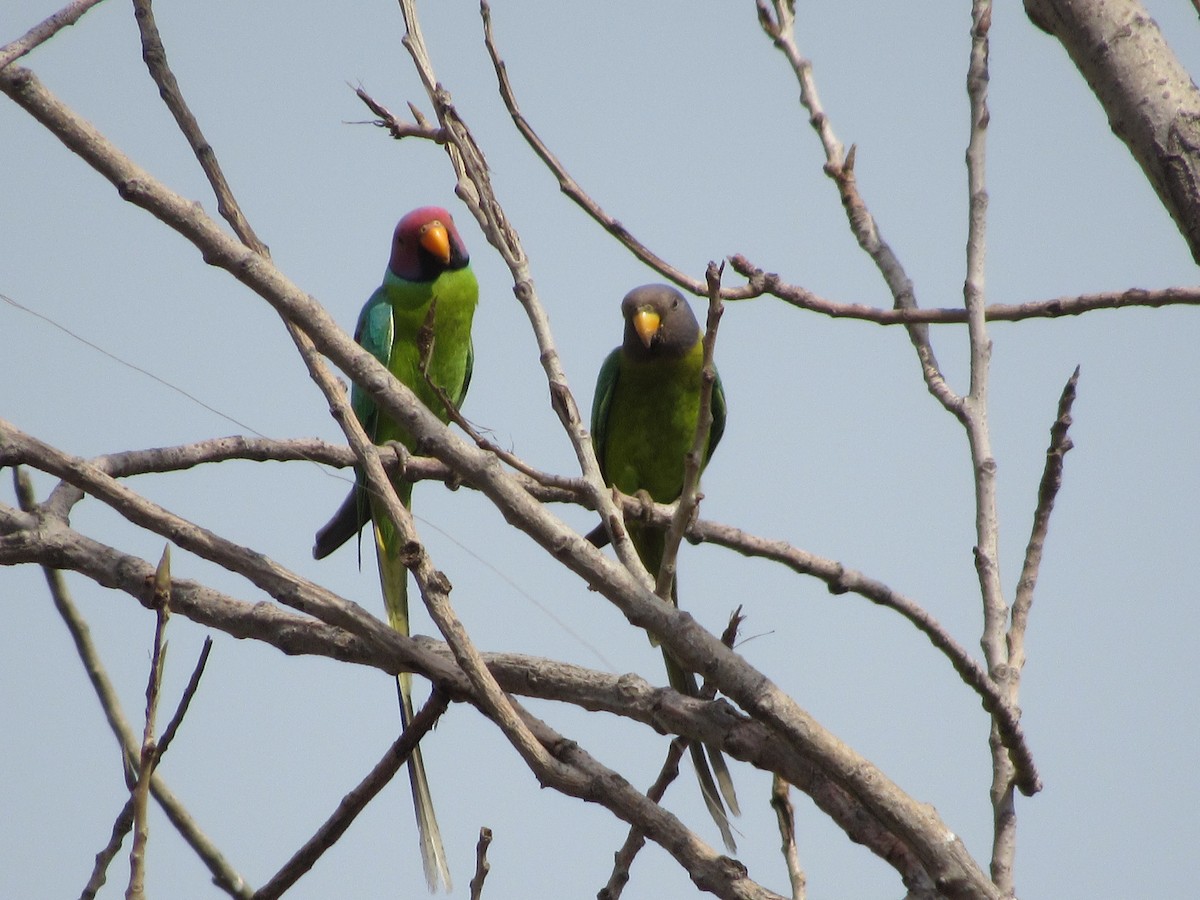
[588,283,740,852]
[313,205,478,891]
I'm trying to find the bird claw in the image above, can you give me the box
[633,488,656,523]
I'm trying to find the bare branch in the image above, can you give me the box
[598,738,689,900]
[4,487,975,897]
[0,0,108,71]
[126,546,173,900]
[7,486,789,897]
[479,2,765,302]
[353,84,447,142]
[83,799,136,900]
[656,262,726,600]
[770,776,806,900]
[79,618,210,900]
[958,2,1026,888]
[1009,368,1080,672]
[130,0,266,253]
[154,637,213,765]
[0,58,1002,897]
[752,1,962,418]
[725,257,1200,323]
[468,827,493,900]
[389,0,646,588]
[253,692,452,900]
[1025,0,1200,263]
[12,469,253,899]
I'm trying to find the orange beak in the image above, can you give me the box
[632,308,661,348]
[419,220,452,264]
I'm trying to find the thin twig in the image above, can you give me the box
[966,3,1002,659]
[723,258,1200,323]
[478,2,760,302]
[154,637,213,764]
[598,737,689,900]
[422,375,585,494]
[959,2,1023,891]
[83,797,136,900]
[13,476,252,897]
[1009,367,1079,673]
[353,84,447,142]
[770,776,806,900]
[468,827,493,900]
[131,0,266,253]
[82,638,212,900]
[599,606,746,899]
[655,262,725,600]
[752,0,962,416]
[689,517,1038,786]
[253,692,452,900]
[0,0,108,71]
[126,546,172,900]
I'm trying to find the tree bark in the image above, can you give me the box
[1026,0,1200,263]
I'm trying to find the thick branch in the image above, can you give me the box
[1025,0,1200,263]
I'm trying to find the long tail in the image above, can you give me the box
[634,525,740,851]
[373,488,452,892]
[663,649,741,853]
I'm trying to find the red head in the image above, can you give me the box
[387,206,471,281]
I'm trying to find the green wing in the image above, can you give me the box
[590,347,622,479]
[312,287,394,560]
[350,285,395,440]
[453,338,474,410]
[705,367,726,468]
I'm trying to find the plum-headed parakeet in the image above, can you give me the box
[314,205,478,891]
[589,283,740,851]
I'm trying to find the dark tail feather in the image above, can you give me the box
[585,521,610,548]
[665,651,740,852]
[687,731,738,852]
[312,487,369,559]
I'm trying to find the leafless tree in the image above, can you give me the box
[2,1,1197,898]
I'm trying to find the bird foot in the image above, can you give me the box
[633,488,656,523]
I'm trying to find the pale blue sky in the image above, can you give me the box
[3,2,1199,898]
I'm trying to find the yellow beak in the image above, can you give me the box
[632,308,661,348]
[419,221,452,264]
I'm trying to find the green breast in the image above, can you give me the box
[375,266,478,448]
[604,341,707,503]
